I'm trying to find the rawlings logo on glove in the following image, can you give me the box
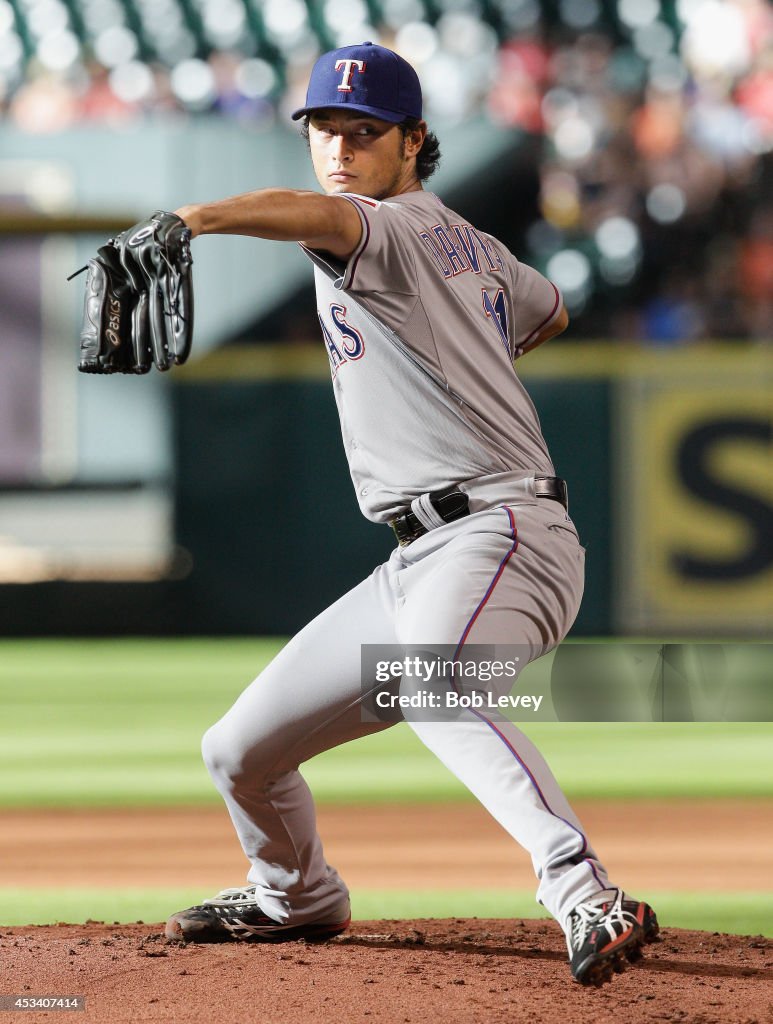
[71,210,194,374]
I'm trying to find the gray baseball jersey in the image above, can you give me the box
[302,189,562,522]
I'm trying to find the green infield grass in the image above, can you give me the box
[0,888,769,937]
[0,639,771,807]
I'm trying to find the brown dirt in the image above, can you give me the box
[2,800,772,1022]
[1,920,771,1024]
[2,799,772,891]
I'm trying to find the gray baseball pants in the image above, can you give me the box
[201,484,611,931]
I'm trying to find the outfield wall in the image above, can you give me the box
[0,342,768,637]
[170,343,771,637]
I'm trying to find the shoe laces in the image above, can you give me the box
[205,884,259,905]
[567,888,624,950]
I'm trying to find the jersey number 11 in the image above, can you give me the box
[482,288,511,359]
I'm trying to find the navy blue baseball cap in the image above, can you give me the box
[291,42,422,123]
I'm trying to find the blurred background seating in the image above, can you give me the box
[0,0,770,339]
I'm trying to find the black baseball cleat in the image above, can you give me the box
[165,885,351,943]
[622,893,660,956]
[565,888,659,986]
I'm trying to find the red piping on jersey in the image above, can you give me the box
[347,195,380,209]
[522,283,561,349]
[452,505,604,892]
[337,194,372,289]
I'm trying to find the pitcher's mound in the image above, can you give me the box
[1,919,769,1024]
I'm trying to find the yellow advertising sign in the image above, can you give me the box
[619,381,773,633]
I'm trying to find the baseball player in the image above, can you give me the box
[163,42,658,985]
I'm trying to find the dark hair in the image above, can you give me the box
[399,117,441,182]
[299,115,441,182]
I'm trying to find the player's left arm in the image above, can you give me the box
[510,258,567,359]
[517,303,569,356]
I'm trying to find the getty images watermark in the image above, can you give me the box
[360,643,772,723]
[372,652,543,712]
[362,644,543,724]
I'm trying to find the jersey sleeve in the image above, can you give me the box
[334,194,419,297]
[509,259,563,352]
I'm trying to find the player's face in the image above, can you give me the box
[308,110,424,200]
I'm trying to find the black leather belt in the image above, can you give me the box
[390,476,568,547]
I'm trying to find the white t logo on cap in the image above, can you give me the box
[335,59,366,92]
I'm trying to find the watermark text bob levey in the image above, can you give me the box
[374,655,543,711]
[375,689,543,711]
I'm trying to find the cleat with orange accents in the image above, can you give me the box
[566,888,657,985]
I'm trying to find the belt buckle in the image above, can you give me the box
[391,513,425,547]
[391,515,411,547]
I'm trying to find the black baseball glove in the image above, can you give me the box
[74,211,194,374]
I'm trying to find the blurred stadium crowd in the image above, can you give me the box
[0,0,770,340]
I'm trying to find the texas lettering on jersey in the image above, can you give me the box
[317,302,365,376]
